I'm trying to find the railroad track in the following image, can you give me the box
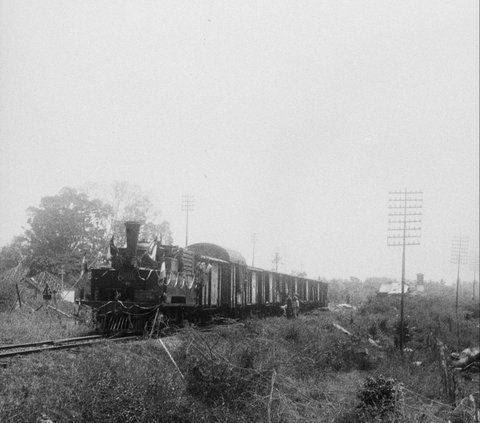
[0,317,241,362]
[0,334,139,359]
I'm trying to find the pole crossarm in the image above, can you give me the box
[451,237,469,262]
[388,205,423,209]
[388,196,423,200]
[388,234,422,238]
[451,256,469,264]
[388,242,421,247]
[388,226,422,231]
[181,195,195,212]
[471,251,479,269]
[388,219,422,224]
[388,212,423,216]
[389,190,423,194]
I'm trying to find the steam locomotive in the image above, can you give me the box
[82,221,328,333]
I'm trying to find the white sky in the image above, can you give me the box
[0,0,478,282]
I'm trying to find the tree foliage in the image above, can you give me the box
[0,182,173,279]
[80,181,173,245]
[24,187,112,275]
[0,236,29,274]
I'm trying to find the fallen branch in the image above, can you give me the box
[158,338,185,383]
[332,323,352,337]
[46,305,73,318]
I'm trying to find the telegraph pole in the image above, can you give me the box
[272,250,282,273]
[181,194,194,247]
[251,233,257,267]
[388,189,423,353]
[471,250,479,302]
[451,236,469,342]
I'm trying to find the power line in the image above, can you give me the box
[181,194,194,247]
[387,189,423,354]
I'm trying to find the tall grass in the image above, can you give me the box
[0,307,91,344]
[1,284,478,422]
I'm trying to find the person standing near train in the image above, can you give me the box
[286,294,293,318]
[292,295,300,318]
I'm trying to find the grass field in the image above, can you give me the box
[0,283,479,422]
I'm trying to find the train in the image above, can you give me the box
[81,221,328,334]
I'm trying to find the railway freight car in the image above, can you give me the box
[82,221,328,333]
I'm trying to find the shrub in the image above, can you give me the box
[183,331,270,412]
[356,375,400,420]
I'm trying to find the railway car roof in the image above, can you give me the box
[187,243,247,266]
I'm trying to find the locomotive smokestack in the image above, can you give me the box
[125,221,142,259]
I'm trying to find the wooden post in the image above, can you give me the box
[15,283,22,308]
[436,338,456,405]
[149,308,160,338]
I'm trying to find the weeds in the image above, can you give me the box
[356,375,399,418]
[0,341,186,423]
[1,283,478,422]
[0,307,91,344]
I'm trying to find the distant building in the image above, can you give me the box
[377,276,425,296]
[416,273,425,293]
[377,281,404,296]
[377,281,418,296]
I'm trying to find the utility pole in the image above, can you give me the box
[451,236,469,342]
[181,194,194,247]
[471,250,479,302]
[388,189,423,354]
[251,233,257,267]
[272,250,282,273]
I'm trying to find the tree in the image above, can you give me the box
[80,181,173,245]
[0,235,29,274]
[271,251,282,272]
[24,187,112,276]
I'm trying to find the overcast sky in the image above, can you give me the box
[1,0,478,282]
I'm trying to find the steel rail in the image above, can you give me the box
[0,335,104,352]
[0,335,138,359]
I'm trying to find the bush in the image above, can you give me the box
[184,330,270,413]
[356,375,400,420]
